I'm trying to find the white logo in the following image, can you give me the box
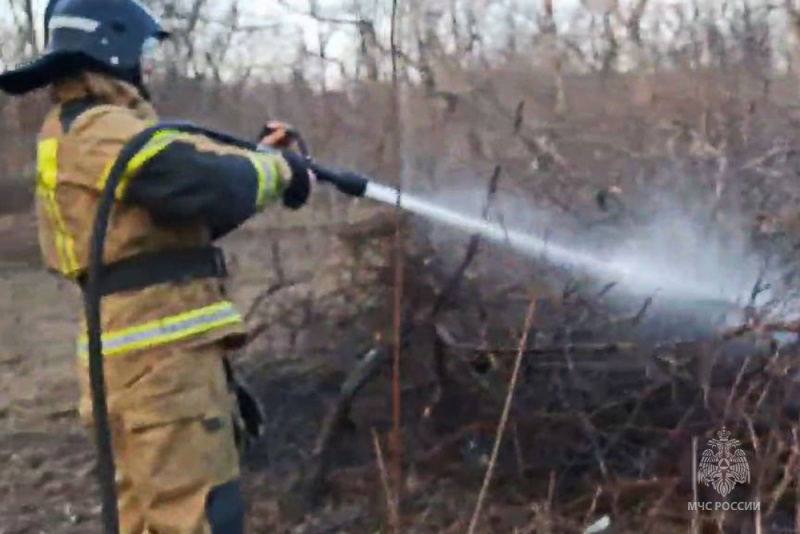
[697,427,751,497]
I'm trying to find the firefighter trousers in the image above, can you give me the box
[77,338,246,534]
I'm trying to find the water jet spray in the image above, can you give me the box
[323,173,754,314]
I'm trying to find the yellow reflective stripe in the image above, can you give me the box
[97,130,183,199]
[76,301,242,359]
[47,188,79,275]
[45,188,80,274]
[35,187,68,271]
[248,153,285,209]
[247,154,268,209]
[37,139,58,189]
[36,139,79,274]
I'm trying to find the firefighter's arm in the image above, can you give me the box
[67,107,311,239]
[126,130,312,230]
[121,136,312,238]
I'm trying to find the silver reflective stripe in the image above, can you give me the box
[49,15,100,33]
[76,304,241,356]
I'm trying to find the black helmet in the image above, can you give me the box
[0,0,169,95]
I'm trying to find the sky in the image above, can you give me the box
[2,0,585,55]
[0,0,789,83]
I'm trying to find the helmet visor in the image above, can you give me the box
[140,36,166,83]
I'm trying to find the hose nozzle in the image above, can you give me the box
[310,164,368,197]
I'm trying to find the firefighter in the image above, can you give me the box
[0,0,316,532]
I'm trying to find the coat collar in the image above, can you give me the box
[51,72,157,120]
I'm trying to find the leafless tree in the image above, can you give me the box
[5,0,39,59]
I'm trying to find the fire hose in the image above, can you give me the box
[85,121,369,533]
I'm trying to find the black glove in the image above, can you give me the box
[279,149,315,209]
[222,358,266,457]
[233,379,265,440]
